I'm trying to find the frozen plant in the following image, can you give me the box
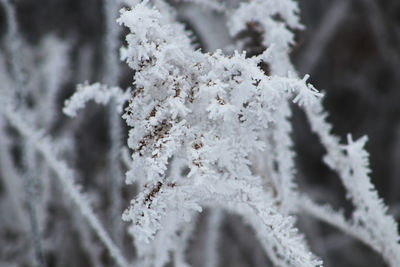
[1,0,399,266]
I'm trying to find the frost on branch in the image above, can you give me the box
[301,96,400,266]
[341,135,400,265]
[118,2,323,266]
[63,82,130,117]
[227,0,304,75]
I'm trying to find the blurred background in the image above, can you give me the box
[0,0,399,266]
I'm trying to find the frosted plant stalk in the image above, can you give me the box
[103,0,124,248]
[1,1,44,266]
[1,106,130,267]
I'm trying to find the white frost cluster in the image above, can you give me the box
[118,2,323,266]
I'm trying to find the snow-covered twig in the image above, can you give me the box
[1,106,130,267]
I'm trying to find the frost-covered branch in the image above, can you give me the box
[103,0,124,249]
[1,106,130,267]
[63,83,130,117]
[1,1,45,266]
[1,0,24,107]
[304,100,400,266]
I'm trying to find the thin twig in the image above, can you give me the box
[103,0,124,250]
[1,1,45,266]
